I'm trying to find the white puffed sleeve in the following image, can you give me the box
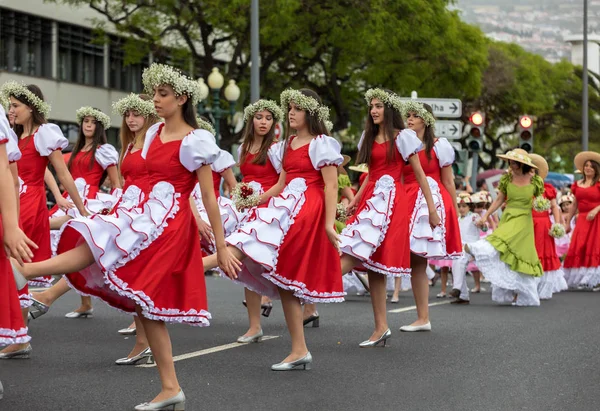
[0,105,18,144]
[141,122,163,159]
[395,129,422,161]
[357,131,365,150]
[95,144,119,170]
[33,123,68,156]
[5,134,21,162]
[267,141,284,173]
[308,135,344,170]
[433,138,455,168]
[180,129,221,172]
[211,149,236,173]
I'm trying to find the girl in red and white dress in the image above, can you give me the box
[563,152,600,289]
[45,107,121,318]
[1,82,87,359]
[12,64,240,410]
[230,100,284,343]
[529,154,568,299]
[399,101,461,330]
[338,89,440,346]
[203,88,344,370]
[0,103,38,393]
[555,193,575,258]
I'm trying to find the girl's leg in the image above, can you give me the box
[472,270,482,292]
[440,266,449,296]
[391,277,401,302]
[366,271,389,341]
[72,295,93,314]
[49,215,71,230]
[409,254,430,326]
[241,288,262,338]
[135,306,180,403]
[20,243,95,279]
[202,246,245,272]
[341,254,360,276]
[126,315,149,358]
[31,277,71,306]
[278,289,308,363]
[303,303,318,320]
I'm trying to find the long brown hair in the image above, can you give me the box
[356,89,404,165]
[11,84,47,138]
[68,109,108,171]
[420,103,436,161]
[240,113,277,166]
[284,89,328,141]
[118,94,160,167]
[583,160,600,186]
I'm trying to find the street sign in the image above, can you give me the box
[434,120,463,139]
[400,98,462,118]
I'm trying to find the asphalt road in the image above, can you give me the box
[1,275,599,411]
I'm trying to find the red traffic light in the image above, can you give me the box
[519,115,532,129]
[470,112,484,126]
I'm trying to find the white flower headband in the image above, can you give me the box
[364,88,404,115]
[76,107,111,130]
[0,81,51,117]
[196,117,215,135]
[243,99,284,123]
[401,100,436,127]
[142,63,202,105]
[112,93,156,118]
[280,89,331,125]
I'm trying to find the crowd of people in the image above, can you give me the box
[0,63,598,410]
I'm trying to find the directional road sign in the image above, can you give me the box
[400,98,462,118]
[434,120,463,139]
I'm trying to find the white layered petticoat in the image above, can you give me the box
[468,239,540,306]
[0,327,31,345]
[564,267,600,289]
[537,269,568,300]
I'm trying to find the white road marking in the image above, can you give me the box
[136,335,280,368]
[388,300,452,313]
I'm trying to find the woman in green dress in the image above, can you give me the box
[466,149,544,306]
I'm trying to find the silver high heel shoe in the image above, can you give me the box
[118,326,137,336]
[64,309,93,319]
[0,344,32,359]
[29,297,50,320]
[237,329,263,343]
[11,260,28,290]
[134,389,185,410]
[271,352,312,371]
[115,347,153,365]
[359,329,391,347]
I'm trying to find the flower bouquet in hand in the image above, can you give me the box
[549,223,566,239]
[336,203,348,223]
[232,183,260,210]
[532,196,551,212]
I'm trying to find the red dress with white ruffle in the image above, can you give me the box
[226,135,344,303]
[59,123,219,325]
[532,184,561,272]
[403,139,462,261]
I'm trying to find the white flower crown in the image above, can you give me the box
[76,107,111,130]
[0,81,51,117]
[113,93,156,118]
[364,88,404,115]
[401,100,436,127]
[142,63,202,105]
[280,89,331,125]
[196,117,216,135]
[243,99,284,123]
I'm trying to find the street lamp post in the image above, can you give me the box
[197,67,240,146]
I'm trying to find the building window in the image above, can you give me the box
[0,8,53,77]
[58,24,104,86]
[109,36,148,92]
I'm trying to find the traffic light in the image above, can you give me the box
[452,149,469,177]
[518,115,533,152]
[466,112,485,152]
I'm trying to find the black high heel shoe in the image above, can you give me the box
[261,303,273,318]
[303,314,320,328]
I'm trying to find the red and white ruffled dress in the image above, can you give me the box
[0,110,30,345]
[58,123,220,325]
[113,144,151,212]
[563,182,600,288]
[533,183,568,299]
[225,135,345,303]
[339,129,422,277]
[402,138,462,262]
[49,145,121,254]
[17,124,68,301]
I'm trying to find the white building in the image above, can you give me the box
[564,33,600,76]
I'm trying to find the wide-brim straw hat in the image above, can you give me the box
[574,151,600,174]
[457,192,472,204]
[342,155,351,167]
[497,148,538,169]
[349,163,368,173]
[529,153,549,179]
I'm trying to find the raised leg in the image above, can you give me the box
[20,243,95,279]
[202,245,245,272]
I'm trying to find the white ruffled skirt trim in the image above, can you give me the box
[409,177,460,260]
[537,269,568,299]
[19,293,33,309]
[27,278,53,288]
[340,175,409,278]
[61,182,210,326]
[563,267,600,289]
[0,327,31,345]
[468,239,540,306]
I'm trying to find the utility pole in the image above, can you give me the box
[583,0,589,150]
[250,0,260,102]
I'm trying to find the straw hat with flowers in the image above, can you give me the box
[497,148,538,169]
[574,151,600,175]
[457,192,472,204]
[349,163,368,173]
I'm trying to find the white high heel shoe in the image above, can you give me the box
[64,309,93,319]
[10,260,28,290]
[399,322,431,332]
[134,389,185,410]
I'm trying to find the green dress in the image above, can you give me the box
[487,173,544,277]
[335,174,352,234]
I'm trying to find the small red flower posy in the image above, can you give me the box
[232,183,260,210]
